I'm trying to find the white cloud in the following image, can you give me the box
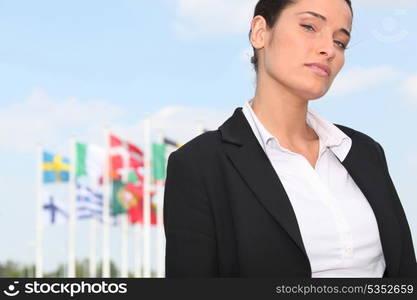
[329,65,400,96]
[0,89,232,154]
[174,0,256,39]
[111,105,231,150]
[0,89,125,154]
[401,74,417,106]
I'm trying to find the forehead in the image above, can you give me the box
[284,0,352,30]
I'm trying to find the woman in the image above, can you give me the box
[163,0,417,278]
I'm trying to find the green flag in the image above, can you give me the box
[75,142,88,177]
[75,142,104,180]
[152,142,166,181]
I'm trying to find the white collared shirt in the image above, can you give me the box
[242,99,386,277]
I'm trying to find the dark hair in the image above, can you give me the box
[249,0,353,73]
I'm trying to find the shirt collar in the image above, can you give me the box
[242,99,352,162]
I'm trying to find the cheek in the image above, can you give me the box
[265,33,304,73]
[276,31,307,57]
[331,55,345,78]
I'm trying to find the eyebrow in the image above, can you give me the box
[296,10,351,39]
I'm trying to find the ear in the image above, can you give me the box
[250,15,268,50]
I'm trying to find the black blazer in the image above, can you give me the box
[163,107,417,277]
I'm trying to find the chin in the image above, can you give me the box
[296,83,328,100]
[308,93,326,100]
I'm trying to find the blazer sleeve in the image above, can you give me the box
[376,142,417,277]
[163,150,218,277]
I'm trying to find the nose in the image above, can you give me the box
[317,36,336,60]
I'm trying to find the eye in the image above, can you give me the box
[334,40,347,50]
[301,23,348,50]
[301,24,315,32]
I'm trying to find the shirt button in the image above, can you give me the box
[344,247,353,255]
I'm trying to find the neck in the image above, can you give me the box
[252,73,318,147]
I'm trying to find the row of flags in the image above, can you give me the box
[36,128,184,278]
[41,133,170,226]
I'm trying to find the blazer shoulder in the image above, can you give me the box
[168,130,222,162]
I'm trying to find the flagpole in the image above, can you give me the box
[155,130,165,278]
[162,143,174,279]
[102,128,111,277]
[89,217,97,277]
[132,136,142,278]
[120,147,129,278]
[133,223,142,277]
[120,215,128,277]
[35,144,44,278]
[143,114,152,277]
[196,119,205,135]
[68,137,77,277]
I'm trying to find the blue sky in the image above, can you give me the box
[0,0,417,274]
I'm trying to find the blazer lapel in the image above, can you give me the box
[337,129,402,277]
[219,108,310,264]
[219,107,401,277]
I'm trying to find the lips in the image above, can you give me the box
[305,63,331,76]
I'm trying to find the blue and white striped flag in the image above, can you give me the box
[76,183,103,221]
